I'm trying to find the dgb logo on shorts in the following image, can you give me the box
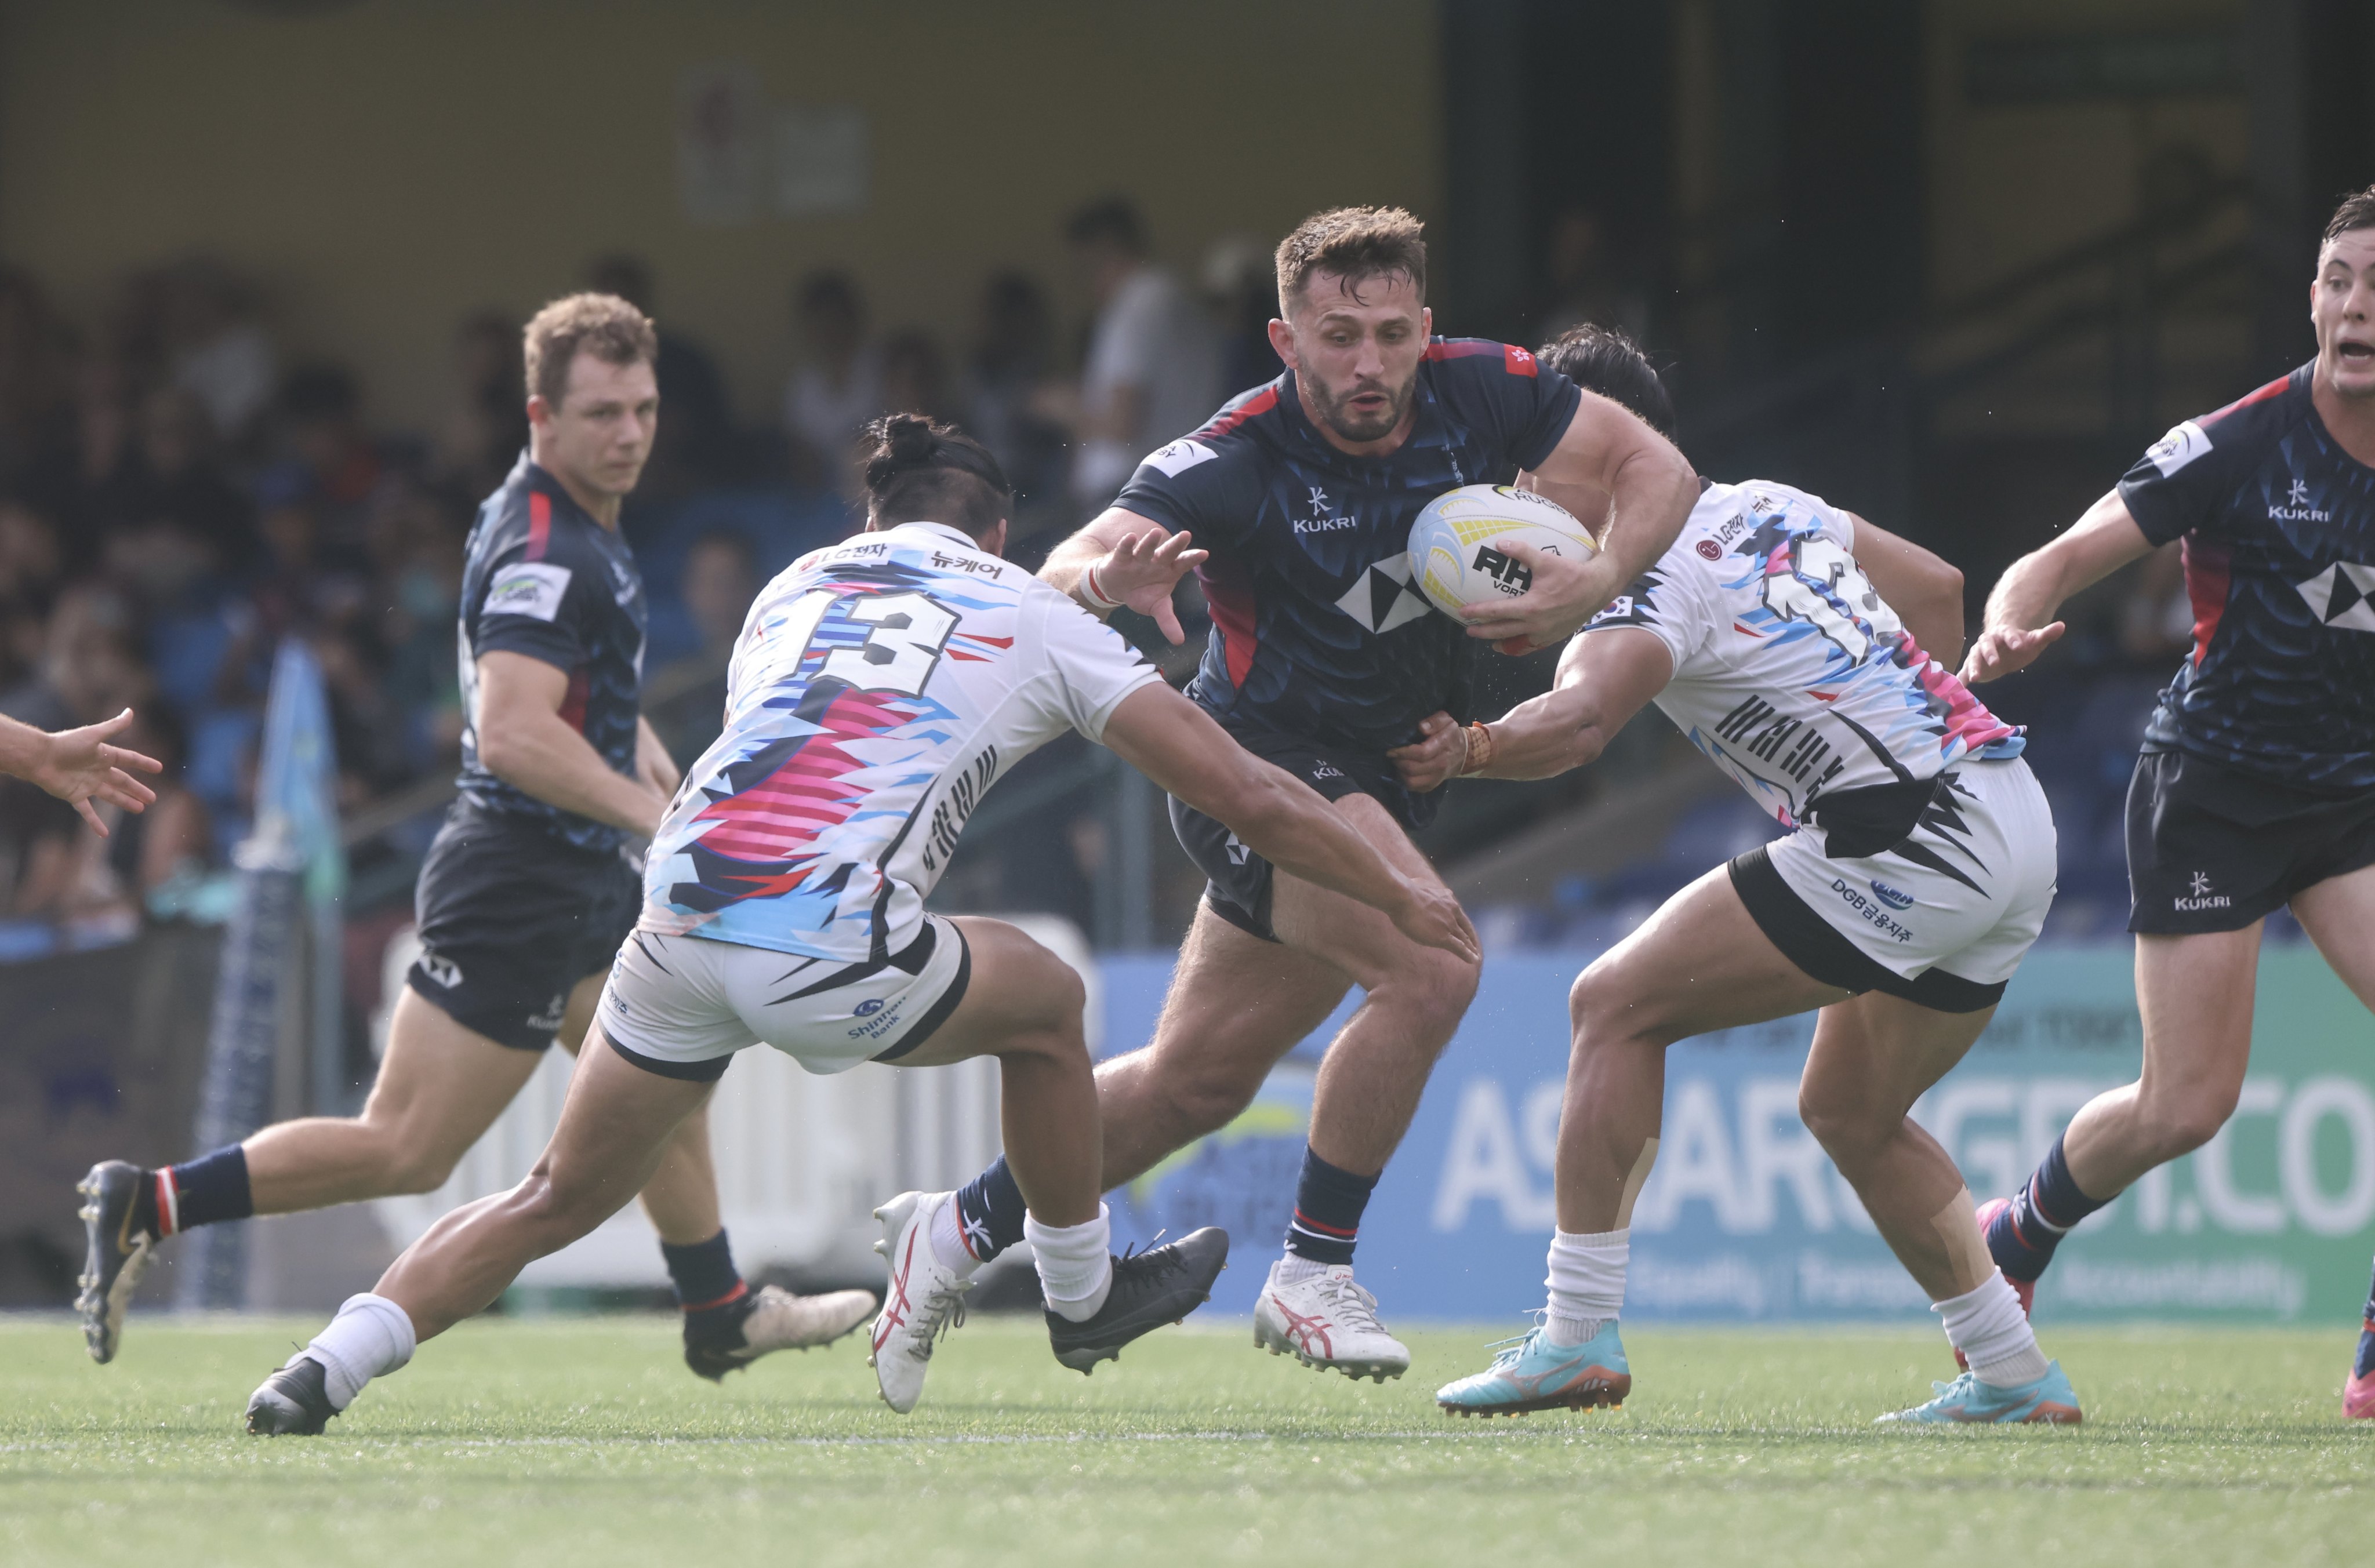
[854,998,885,1017]
[1869,880,1915,911]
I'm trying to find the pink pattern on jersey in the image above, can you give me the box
[1900,633,2018,756]
[688,687,914,882]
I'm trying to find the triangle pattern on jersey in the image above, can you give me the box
[1335,551,1433,634]
[2296,561,2375,632]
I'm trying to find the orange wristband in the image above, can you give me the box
[1459,722,1496,776]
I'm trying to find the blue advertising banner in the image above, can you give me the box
[1101,945,2375,1323]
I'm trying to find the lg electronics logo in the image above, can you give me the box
[2175,871,2232,913]
[1695,540,1723,561]
[2270,475,2332,523]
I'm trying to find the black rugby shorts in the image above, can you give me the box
[405,802,642,1050]
[2125,748,2375,935]
[1171,729,1414,943]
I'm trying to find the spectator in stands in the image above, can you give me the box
[652,528,760,765]
[1203,234,1286,396]
[1064,195,1218,507]
[964,272,1070,527]
[157,259,275,450]
[879,328,954,428]
[0,497,63,689]
[588,255,735,489]
[0,265,74,494]
[782,270,882,492]
[270,364,383,570]
[432,311,529,499]
[1537,205,1651,344]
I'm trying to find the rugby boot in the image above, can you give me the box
[1252,1259,1410,1383]
[245,1354,338,1436]
[1045,1227,1229,1374]
[1876,1362,2082,1425]
[684,1283,877,1381]
[2344,1319,2375,1419]
[1437,1320,1630,1417]
[76,1161,157,1365]
[868,1191,973,1414]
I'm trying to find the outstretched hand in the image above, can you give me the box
[32,708,164,836]
[1390,877,1482,966]
[1458,538,1610,654]
[1958,621,2065,685]
[1090,529,1210,643]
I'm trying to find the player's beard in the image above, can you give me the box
[1308,369,1417,443]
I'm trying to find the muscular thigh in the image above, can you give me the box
[1577,865,1851,1042]
[365,984,549,1160]
[1127,903,1352,1087]
[2291,861,2375,1011]
[1266,792,1447,991]
[1802,991,1994,1133]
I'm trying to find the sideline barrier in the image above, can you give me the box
[1105,945,2375,1323]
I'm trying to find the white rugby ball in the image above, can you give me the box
[1408,483,1597,616]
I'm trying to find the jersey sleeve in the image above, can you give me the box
[1028,590,1166,742]
[2116,413,2262,546]
[1429,340,1585,473]
[473,533,591,671]
[1110,423,1268,550]
[1575,545,1716,672]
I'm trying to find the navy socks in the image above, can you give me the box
[1283,1147,1378,1267]
[1987,1133,2113,1283]
[662,1229,748,1322]
[953,1156,1029,1264]
[148,1146,255,1235]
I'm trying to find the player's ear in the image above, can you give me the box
[1419,305,1432,339]
[1266,316,1297,369]
[525,394,553,431]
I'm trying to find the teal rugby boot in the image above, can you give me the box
[1436,1319,1630,1418]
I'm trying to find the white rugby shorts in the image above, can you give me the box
[1730,756,2056,1012]
[597,917,971,1081]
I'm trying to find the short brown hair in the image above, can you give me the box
[2325,185,2375,250]
[522,292,658,408]
[1274,206,1427,314]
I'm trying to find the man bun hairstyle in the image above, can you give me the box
[1274,206,1428,314]
[862,413,1012,540]
[1537,324,1678,441]
[522,292,658,409]
[2323,184,2375,250]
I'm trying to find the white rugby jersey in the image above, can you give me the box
[641,522,1161,960]
[1580,479,2021,831]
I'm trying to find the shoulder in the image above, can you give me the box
[1422,337,1550,390]
[2149,368,2314,476]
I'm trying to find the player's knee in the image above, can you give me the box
[1797,1085,1887,1169]
[1375,945,1479,1041]
[1567,962,1646,1050]
[1152,1059,1263,1138]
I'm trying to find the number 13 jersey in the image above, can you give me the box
[1581,479,2023,832]
[640,522,1161,961]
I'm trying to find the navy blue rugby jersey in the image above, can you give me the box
[454,452,649,851]
[1114,339,1581,803]
[2118,363,2375,792]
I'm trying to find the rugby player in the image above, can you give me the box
[242,416,1481,1432]
[79,294,871,1380]
[1958,185,2375,1418]
[1427,326,2080,1424]
[923,207,1698,1382]
[0,707,162,834]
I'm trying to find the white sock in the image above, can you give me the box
[1276,1254,1331,1286]
[928,1194,983,1275]
[1545,1228,1628,1347]
[1025,1205,1112,1322]
[1935,1271,2050,1388]
[304,1292,417,1411]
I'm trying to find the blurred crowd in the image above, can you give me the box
[0,197,1294,955]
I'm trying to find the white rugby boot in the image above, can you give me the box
[1252,1258,1411,1383]
[867,1191,974,1414]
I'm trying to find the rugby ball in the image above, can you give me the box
[1408,484,1597,616]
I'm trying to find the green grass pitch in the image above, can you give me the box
[3,1314,2369,1566]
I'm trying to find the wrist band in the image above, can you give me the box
[1458,722,1495,776]
[1079,559,1125,613]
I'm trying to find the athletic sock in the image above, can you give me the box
[1545,1228,1629,1347]
[1934,1271,2051,1388]
[1282,1147,1377,1268]
[929,1194,984,1275]
[952,1157,1027,1265]
[148,1145,255,1236]
[661,1229,749,1331]
[1989,1132,2112,1282]
[304,1292,417,1410]
[1025,1205,1112,1322]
